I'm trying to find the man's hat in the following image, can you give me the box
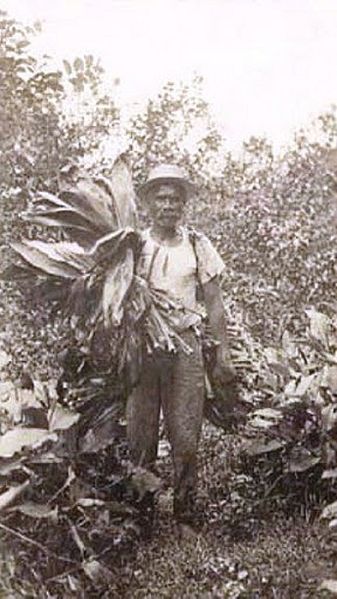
[138,164,196,200]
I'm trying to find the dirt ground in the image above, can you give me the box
[1,423,336,598]
[110,425,337,599]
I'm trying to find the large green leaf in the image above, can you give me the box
[89,227,138,263]
[11,241,91,278]
[50,242,94,271]
[27,190,75,211]
[242,438,284,456]
[73,179,119,232]
[22,206,103,234]
[102,247,134,327]
[0,429,57,458]
[22,157,138,249]
[97,154,138,228]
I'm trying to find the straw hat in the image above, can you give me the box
[138,164,196,200]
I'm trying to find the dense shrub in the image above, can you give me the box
[1,7,337,596]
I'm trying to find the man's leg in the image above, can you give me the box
[161,331,205,523]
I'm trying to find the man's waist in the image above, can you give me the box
[169,311,202,332]
[151,286,206,324]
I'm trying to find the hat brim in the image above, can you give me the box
[138,177,196,201]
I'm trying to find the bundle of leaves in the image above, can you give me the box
[1,153,203,593]
[5,156,202,393]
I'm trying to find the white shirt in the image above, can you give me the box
[137,226,225,330]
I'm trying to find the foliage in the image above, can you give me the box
[0,362,165,597]
[2,6,337,596]
[0,9,121,384]
[127,76,337,341]
[230,308,337,522]
[0,12,62,196]
[6,157,210,402]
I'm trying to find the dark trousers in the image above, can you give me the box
[126,329,205,521]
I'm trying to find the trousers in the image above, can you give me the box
[126,329,205,521]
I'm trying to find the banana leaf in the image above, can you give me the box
[74,178,119,230]
[11,241,94,278]
[12,242,81,279]
[89,227,138,264]
[96,154,138,229]
[102,247,134,327]
[22,206,104,234]
[23,183,116,230]
[27,190,72,211]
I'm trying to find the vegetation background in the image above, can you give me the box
[1,9,337,598]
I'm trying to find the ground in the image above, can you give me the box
[109,424,337,599]
[120,518,328,598]
[1,421,336,598]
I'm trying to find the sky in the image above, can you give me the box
[2,0,337,151]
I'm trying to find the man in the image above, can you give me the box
[127,164,234,528]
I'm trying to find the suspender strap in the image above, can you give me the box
[146,244,160,283]
[188,228,201,284]
[143,228,201,286]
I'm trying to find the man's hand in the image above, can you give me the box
[210,342,236,384]
[203,278,235,384]
[212,357,236,386]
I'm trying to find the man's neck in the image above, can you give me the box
[150,224,182,242]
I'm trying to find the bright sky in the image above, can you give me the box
[2,0,337,150]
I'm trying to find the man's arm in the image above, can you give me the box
[203,276,235,383]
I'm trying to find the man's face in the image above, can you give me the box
[148,183,186,229]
